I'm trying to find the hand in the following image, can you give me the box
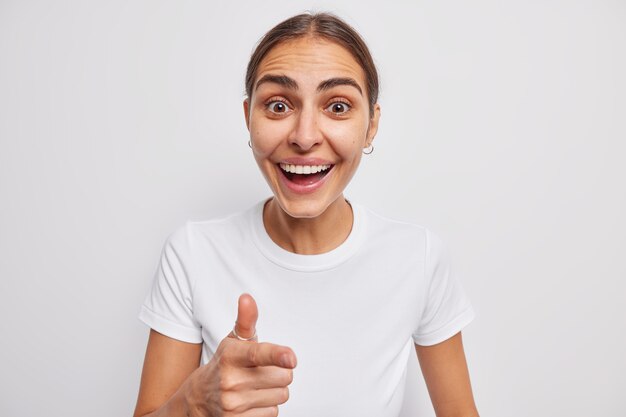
[183,294,297,417]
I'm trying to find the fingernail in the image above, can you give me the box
[280,353,294,368]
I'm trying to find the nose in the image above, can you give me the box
[288,105,322,151]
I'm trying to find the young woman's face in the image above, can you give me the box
[244,37,380,219]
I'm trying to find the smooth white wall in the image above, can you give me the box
[1,1,625,416]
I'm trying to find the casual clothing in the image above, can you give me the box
[139,200,475,417]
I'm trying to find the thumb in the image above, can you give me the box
[231,293,258,341]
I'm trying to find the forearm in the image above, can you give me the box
[135,383,190,417]
[435,412,479,417]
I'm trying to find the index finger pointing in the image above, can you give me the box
[236,342,297,369]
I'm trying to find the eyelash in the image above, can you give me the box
[325,99,352,115]
[263,97,352,115]
[264,97,292,114]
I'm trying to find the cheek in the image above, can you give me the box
[250,120,289,156]
[326,123,368,159]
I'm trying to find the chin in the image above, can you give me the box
[273,196,334,219]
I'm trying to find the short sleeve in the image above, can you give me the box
[412,229,475,346]
[138,224,203,343]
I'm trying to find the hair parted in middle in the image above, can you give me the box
[245,12,379,117]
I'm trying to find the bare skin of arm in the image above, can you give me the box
[133,295,295,417]
[415,332,480,417]
[133,329,202,417]
[134,304,476,417]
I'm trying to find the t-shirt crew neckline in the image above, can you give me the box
[250,198,366,273]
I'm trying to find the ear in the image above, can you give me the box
[243,99,251,131]
[364,103,381,148]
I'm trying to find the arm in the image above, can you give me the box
[414,331,479,417]
[133,295,296,417]
[133,329,202,417]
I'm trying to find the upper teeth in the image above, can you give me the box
[279,163,331,174]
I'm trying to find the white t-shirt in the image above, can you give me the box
[139,200,475,417]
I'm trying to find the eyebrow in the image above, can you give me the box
[255,74,298,91]
[255,74,363,96]
[317,77,362,96]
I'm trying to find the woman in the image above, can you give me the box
[134,12,479,417]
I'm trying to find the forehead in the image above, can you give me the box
[255,37,366,88]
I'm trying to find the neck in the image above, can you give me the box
[263,197,353,255]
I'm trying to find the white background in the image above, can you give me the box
[1,1,625,416]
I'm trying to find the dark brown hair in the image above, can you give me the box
[245,12,379,117]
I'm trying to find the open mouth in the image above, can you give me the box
[278,163,333,186]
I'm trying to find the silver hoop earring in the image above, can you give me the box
[363,144,374,155]
[248,140,252,149]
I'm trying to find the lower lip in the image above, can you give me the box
[277,165,334,194]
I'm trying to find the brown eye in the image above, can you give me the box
[326,102,350,114]
[268,101,291,113]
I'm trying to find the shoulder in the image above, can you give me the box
[355,203,433,243]
[353,203,452,264]
[185,203,260,242]
[162,202,260,254]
